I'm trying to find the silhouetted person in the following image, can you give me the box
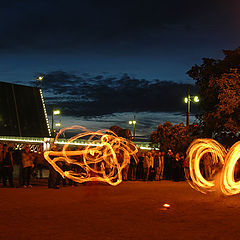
[0,144,3,183]
[128,155,137,180]
[164,149,174,180]
[2,144,14,187]
[48,145,61,189]
[21,146,34,188]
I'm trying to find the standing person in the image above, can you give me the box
[122,151,130,181]
[203,153,212,180]
[0,144,3,183]
[34,146,45,179]
[21,146,34,188]
[148,152,154,181]
[179,154,185,180]
[48,145,61,189]
[154,152,161,181]
[159,152,165,180]
[2,144,14,187]
[128,155,137,181]
[143,152,150,181]
[172,153,181,181]
[165,149,174,180]
[183,156,190,180]
[136,151,144,180]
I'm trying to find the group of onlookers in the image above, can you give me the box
[0,143,189,188]
[123,149,186,182]
[0,143,45,188]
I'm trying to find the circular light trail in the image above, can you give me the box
[186,139,240,195]
[220,142,240,195]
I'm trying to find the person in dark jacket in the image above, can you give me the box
[0,144,3,183]
[164,149,174,180]
[21,146,34,188]
[2,144,14,187]
[48,145,61,189]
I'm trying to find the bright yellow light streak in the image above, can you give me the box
[44,125,138,186]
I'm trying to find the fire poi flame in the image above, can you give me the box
[186,138,240,195]
[44,126,138,186]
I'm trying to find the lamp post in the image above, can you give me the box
[184,88,199,127]
[129,115,136,139]
[36,75,44,88]
[52,109,61,137]
[55,122,61,127]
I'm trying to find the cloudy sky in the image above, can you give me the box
[0,0,239,136]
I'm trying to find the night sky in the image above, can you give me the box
[1,0,240,136]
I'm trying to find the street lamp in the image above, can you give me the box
[36,75,44,88]
[55,122,61,127]
[129,115,137,139]
[52,109,61,136]
[184,88,199,127]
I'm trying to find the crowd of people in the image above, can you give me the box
[0,143,47,188]
[0,143,190,189]
[124,149,186,182]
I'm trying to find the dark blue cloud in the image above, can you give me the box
[35,71,199,117]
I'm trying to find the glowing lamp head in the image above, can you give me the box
[53,110,61,115]
[194,96,199,102]
[129,120,133,125]
[55,123,61,127]
[132,120,136,125]
[38,76,43,81]
[184,97,188,103]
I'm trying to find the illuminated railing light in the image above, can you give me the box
[54,141,102,147]
[0,137,44,143]
[39,89,51,136]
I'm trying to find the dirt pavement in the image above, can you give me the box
[0,181,240,240]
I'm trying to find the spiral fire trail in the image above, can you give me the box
[186,139,226,194]
[220,142,240,195]
[44,126,138,186]
[186,139,240,195]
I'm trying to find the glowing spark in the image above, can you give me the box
[163,204,170,208]
[44,125,138,186]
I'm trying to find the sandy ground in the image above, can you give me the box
[0,181,240,240]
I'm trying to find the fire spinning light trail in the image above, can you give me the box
[186,139,226,194]
[220,142,240,195]
[44,126,138,186]
[186,139,240,195]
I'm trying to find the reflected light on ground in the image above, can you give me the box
[163,204,170,208]
[44,125,138,186]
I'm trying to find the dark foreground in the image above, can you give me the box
[0,181,240,240]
